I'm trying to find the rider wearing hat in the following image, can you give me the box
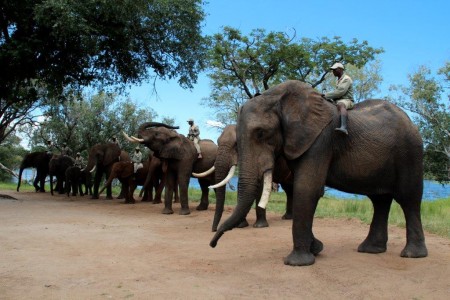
[322,62,354,135]
[187,118,202,159]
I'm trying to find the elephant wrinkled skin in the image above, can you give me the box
[85,143,130,199]
[16,151,52,192]
[211,80,428,266]
[211,124,293,232]
[129,122,217,215]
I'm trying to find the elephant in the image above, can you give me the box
[206,124,293,232]
[16,151,53,192]
[210,80,428,266]
[123,122,217,215]
[85,143,130,199]
[49,155,75,195]
[65,166,92,197]
[98,160,152,203]
[140,155,180,204]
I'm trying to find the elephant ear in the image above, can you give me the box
[159,136,186,160]
[279,81,334,160]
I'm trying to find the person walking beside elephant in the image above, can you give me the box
[321,62,354,135]
[74,152,85,169]
[131,146,143,173]
[187,118,202,159]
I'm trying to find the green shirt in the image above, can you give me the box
[325,74,354,101]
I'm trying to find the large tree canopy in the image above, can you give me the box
[0,0,206,144]
[203,27,384,125]
[390,62,450,183]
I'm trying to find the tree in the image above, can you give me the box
[26,92,157,157]
[389,63,450,183]
[0,0,207,144]
[203,27,383,125]
[0,131,27,182]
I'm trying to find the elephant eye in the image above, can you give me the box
[255,128,265,141]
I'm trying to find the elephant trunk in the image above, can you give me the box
[138,122,180,132]
[210,175,259,247]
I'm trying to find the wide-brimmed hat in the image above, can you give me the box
[330,62,345,70]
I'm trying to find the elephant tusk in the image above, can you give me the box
[258,170,273,209]
[192,166,215,177]
[90,165,96,173]
[122,131,143,143]
[209,165,236,189]
[131,135,144,142]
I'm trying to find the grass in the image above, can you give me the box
[3,181,449,238]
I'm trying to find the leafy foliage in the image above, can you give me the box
[389,63,450,182]
[0,132,27,182]
[25,92,157,158]
[0,0,206,144]
[203,27,383,125]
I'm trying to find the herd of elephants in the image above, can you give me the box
[14,81,428,266]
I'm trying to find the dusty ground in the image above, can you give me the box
[0,190,449,300]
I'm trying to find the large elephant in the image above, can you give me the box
[85,143,130,199]
[98,160,152,203]
[65,166,92,197]
[49,155,75,195]
[207,124,293,232]
[211,80,428,266]
[16,151,53,192]
[124,122,217,215]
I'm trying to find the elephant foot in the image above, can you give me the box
[105,196,114,200]
[357,238,387,254]
[237,219,249,228]
[91,195,99,199]
[173,199,180,203]
[284,249,316,266]
[400,242,428,258]
[311,237,324,255]
[124,200,135,204]
[152,199,162,204]
[141,198,151,202]
[196,203,209,211]
[282,213,292,220]
[162,207,174,214]
[253,219,269,228]
[179,208,191,215]
[116,196,124,200]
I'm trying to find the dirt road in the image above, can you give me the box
[0,191,449,299]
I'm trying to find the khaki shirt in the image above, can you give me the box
[131,151,142,164]
[325,74,354,101]
[188,125,200,141]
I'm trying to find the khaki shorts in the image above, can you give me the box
[336,99,354,109]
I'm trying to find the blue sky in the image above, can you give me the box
[128,0,450,142]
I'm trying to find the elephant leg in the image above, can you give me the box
[358,195,392,254]
[253,203,269,228]
[153,176,164,204]
[395,193,428,258]
[33,173,40,192]
[177,176,190,216]
[91,170,102,199]
[281,183,293,220]
[284,162,325,266]
[162,173,175,214]
[124,180,136,204]
[196,178,210,211]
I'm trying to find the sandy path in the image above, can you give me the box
[0,191,449,299]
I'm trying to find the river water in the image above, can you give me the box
[189,177,449,201]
